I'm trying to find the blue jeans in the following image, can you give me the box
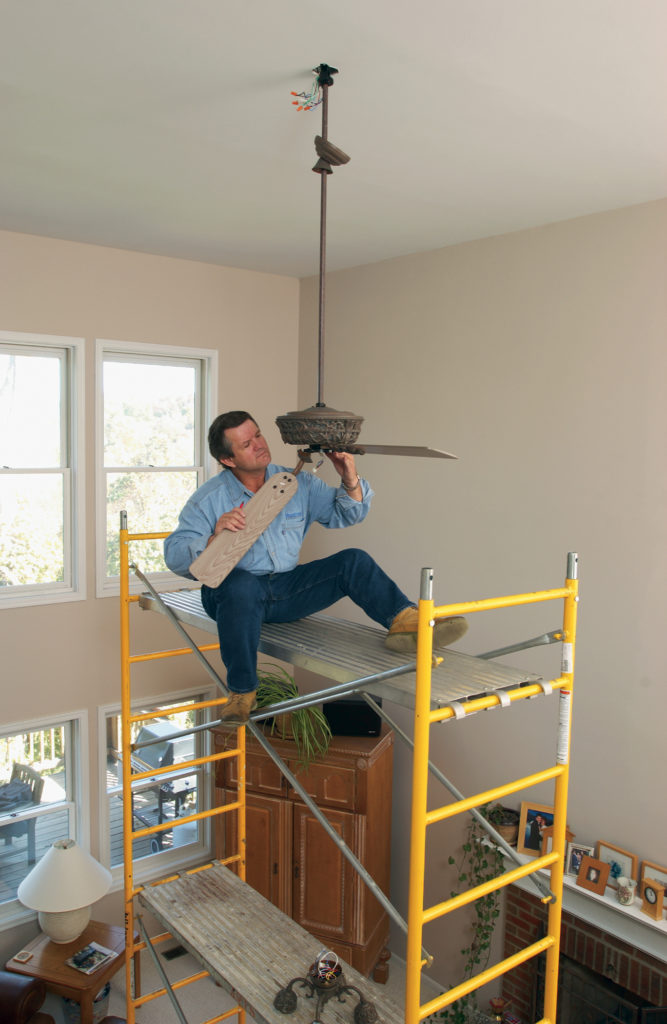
[201,548,412,693]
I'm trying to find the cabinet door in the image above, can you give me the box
[218,788,292,914]
[292,802,357,943]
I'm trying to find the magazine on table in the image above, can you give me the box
[65,941,117,974]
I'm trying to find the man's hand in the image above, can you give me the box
[206,504,246,546]
[325,452,362,499]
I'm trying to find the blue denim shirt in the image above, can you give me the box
[164,464,373,579]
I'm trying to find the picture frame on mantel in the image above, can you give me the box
[596,840,638,889]
[576,855,610,895]
[640,859,667,897]
[541,824,575,858]
[566,842,595,876]
[517,802,555,857]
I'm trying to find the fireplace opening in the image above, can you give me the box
[533,949,666,1023]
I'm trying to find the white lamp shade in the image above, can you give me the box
[18,839,112,913]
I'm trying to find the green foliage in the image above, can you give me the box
[104,384,200,575]
[255,664,332,770]
[434,806,505,1022]
[0,481,64,586]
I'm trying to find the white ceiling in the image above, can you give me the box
[2,1,666,277]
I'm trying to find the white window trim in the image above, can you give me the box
[0,330,85,609]
[94,338,218,599]
[97,685,214,891]
[0,708,88,930]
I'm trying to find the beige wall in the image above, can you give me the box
[2,200,665,984]
[0,229,299,957]
[298,199,667,986]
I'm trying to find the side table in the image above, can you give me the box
[5,920,140,1024]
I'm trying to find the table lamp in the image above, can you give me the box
[17,838,112,943]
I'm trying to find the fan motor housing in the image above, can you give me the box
[276,405,364,448]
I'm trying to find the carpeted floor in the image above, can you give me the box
[42,941,443,1021]
[106,945,414,1022]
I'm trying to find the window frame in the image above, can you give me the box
[0,709,88,928]
[95,338,218,598]
[0,330,85,609]
[97,686,214,889]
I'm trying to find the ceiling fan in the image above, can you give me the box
[189,64,456,587]
[275,63,457,465]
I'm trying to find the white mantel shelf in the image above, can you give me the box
[506,853,667,964]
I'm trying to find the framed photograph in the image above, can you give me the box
[541,824,575,858]
[576,855,610,895]
[596,841,638,888]
[517,802,555,857]
[640,860,667,897]
[566,842,595,876]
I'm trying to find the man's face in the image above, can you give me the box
[220,419,271,474]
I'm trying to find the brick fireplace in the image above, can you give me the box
[501,884,667,1021]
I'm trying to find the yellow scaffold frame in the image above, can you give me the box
[405,553,579,1024]
[120,512,577,1024]
[119,515,246,1024]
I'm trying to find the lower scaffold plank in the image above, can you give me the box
[138,861,404,1024]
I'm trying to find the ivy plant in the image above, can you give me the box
[432,806,505,1023]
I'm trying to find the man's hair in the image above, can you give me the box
[208,411,258,462]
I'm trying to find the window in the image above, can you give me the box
[0,714,85,924]
[0,331,85,608]
[100,690,212,883]
[96,340,217,596]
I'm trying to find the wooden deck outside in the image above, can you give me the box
[0,765,200,905]
[0,805,70,903]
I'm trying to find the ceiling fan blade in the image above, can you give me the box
[358,444,458,460]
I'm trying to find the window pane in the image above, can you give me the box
[0,475,64,586]
[103,361,196,468]
[106,470,198,575]
[0,725,72,904]
[0,351,62,468]
[106,701,203,868]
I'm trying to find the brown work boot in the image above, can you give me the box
[219,690,257,727]
[385,607,468,653]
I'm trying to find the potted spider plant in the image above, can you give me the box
[255,664,332,769]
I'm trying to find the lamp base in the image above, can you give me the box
[38,905,91,943]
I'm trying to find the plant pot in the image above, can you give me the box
[262,713,294,740]
[495,823,519,845]
[485,804,520,846]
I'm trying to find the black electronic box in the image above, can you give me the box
[323,696,382,737]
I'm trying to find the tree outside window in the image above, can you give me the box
[97,341,216,593]
[0,333,84,606]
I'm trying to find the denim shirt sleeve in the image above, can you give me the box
[164,465,374,579]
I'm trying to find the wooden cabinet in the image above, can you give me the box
[213,726,394,979]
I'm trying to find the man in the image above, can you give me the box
[527,814,546,851]
[165,411,467,725]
